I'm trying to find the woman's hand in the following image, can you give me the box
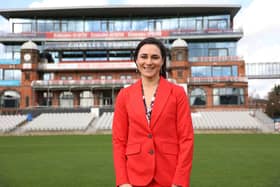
[119,184,133,187]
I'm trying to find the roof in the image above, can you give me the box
[0,4,241,20]
[172,38,188,48]
[21,40,38,50]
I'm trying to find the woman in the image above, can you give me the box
[113,37,194,187]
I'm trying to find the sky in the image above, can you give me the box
[0,0,279,99]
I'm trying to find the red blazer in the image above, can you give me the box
[113,77,194,187]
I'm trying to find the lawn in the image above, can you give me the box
[0,134,279,187]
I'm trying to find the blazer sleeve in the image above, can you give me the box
[112,88,130,186]
[172,86,194,187]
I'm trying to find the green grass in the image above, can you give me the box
[0,134,279,187]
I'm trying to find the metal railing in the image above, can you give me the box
[31,79,137,88]
[189,56,243,62]
[188,76,248,83]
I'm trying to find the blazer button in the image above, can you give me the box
[148,134,153,138]
[148,149,154,155]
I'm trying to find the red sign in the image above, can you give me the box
[45,31,170,39]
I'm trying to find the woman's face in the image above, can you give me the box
[136,44,163,80]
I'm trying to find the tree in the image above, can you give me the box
[266,84,280,118]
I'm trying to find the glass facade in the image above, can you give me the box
[188,42,237,59]
[191,65,238,77]
[10,15,230,33]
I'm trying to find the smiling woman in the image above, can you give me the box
[112,37,194,187]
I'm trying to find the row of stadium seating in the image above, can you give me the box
[191,111,262,130]
[0,115,27,133]
[22,113,95,131]
[93,110,269,132]
[0,110,275,134]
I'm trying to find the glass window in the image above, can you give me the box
[81,76,87,80]
[80,91,93,107]
[222,66,232,76]
[101,21,107,32]
[67,20,83,32]
[162,18,178,30]
[209,48,228,57]
[0,69,3,80]
[190,88,206,106]
[132,20,148,31]
[176,52,184,61]
[1,90,20,108]
[155,20,162,31]
[43,73,54,80]
[86,51,107,61]
[108,21,115,32]
[232,66,238,76]
[213,88,244,106]
[189,42,236,60]
[4,70,21,80]
[191,66,211,77]
[59,91,73,108]
[208,19,228,29]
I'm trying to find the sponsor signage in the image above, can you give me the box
[45,41,140,50]
[45,31,169,39]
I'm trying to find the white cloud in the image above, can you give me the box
[235,0,280,98]
[235,0,280,62]
[29,0,108,8]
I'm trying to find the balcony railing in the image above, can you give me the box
[189,56,243,62]
[37,61,136,71]
[31,79,137,89]
[188,76,248,84]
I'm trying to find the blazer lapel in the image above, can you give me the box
[150,77,172,129]
[130,79,149,128]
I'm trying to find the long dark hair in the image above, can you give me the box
[134,37,167,78]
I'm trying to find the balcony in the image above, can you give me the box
[187,76,248,84]
[31,79,137,90]
[37,61,136,71]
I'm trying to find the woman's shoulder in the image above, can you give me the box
[117,79,140,95]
